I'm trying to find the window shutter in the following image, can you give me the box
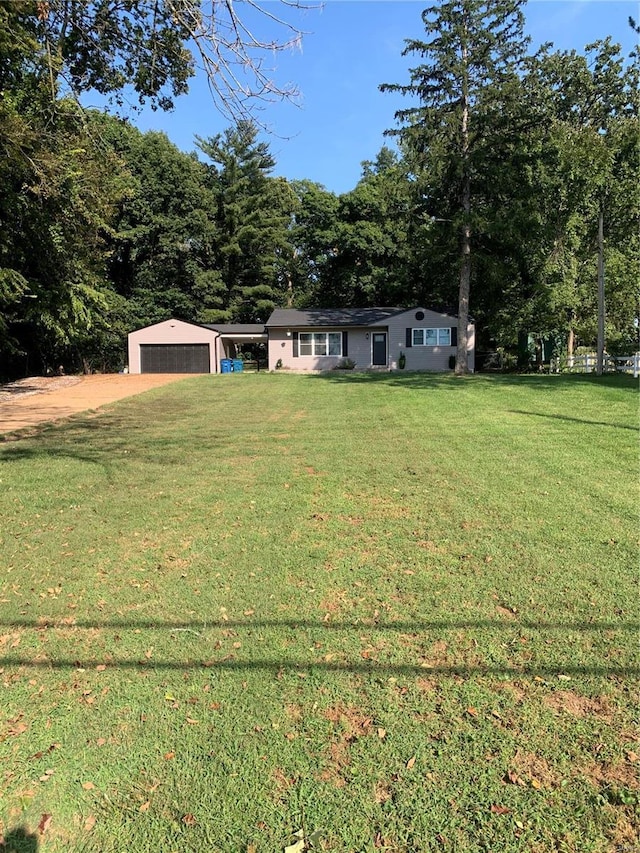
[451,326,458,347]
[342,331,348,357]
[406,328,412,348]
[293,332,299,357]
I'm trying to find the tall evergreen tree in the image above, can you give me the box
[381,0,530,372]
[198,122,297,323]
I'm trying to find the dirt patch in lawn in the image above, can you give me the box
[0,374,193,437]
[543,690,614,721]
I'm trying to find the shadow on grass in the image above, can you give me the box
[0,410,242,468]
[510,410,638,431]
[0,827,39,852]
[1,618,638,678]
[0,655,637,678]
[308,371,639,392]
[1,618,636,633]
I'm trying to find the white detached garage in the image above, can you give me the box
[128,319,218,374]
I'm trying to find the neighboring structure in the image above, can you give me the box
[127,308,474,373]
[266,307,474,372]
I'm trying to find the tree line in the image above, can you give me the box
[0,0,637,378]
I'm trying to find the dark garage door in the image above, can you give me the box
[140,344,210,374]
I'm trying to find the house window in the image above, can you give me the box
[299,332,342,357]
[412,327,451,347]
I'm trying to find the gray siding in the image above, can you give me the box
[388,308,475,372]
[265,307,476,372]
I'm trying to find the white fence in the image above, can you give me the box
[550,353,640,378]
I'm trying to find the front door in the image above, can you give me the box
[372,332,387,366]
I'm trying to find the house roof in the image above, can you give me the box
[202,323,267,335]
[266,308,404,328]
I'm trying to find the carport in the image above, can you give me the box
[202,323,268,368]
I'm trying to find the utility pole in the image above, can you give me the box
[596,204,605,376]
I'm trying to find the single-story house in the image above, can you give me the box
[266,307,474,372]
[127,308,474,373]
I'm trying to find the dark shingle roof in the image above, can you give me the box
[202,324,267,335]
[266,308,404,328]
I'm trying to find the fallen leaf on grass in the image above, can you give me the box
[490,804,511,815]
[182,813,197,826]
[139,801,150,813]
[29,744,59,760]
[406,756,416,769]
[82,781,96,790]
[38,814,52,834]
[467,707,478,718]
[307,829,323,846]
[625,750,638,762]
[84,815,96,832]
[506,770,524,786]
[284,829,305,853]
[377,727,387,739]
[186,717,199,725]
[164,751,175,760]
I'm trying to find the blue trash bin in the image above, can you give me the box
[220,358,232,374]
[232,359,244,373]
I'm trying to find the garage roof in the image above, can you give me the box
[202,324,267,335]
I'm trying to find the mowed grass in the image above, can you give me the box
[0,372,638,853]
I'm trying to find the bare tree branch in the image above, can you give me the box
[32,0,319,121]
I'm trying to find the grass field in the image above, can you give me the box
[0,372,638,853]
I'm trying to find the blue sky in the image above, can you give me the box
[86,1,639,194]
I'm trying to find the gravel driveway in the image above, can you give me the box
[0,374,192,437]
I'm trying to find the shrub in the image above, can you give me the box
[333,358,356,370]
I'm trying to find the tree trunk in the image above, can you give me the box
[596,203,605,375]
[535,337,543,371]
[567,322,575,358]
[456,35,470,377]
[456,175,471,375]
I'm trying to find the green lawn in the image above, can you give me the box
[0,372,638,853]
